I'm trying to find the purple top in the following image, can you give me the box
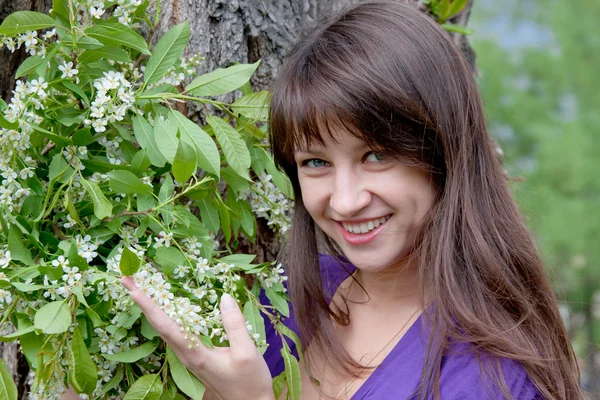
[261,255,541,399]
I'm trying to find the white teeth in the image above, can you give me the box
[342,215,390,235]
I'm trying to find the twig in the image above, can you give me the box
[41,142,56,156]
[104,209,155,222]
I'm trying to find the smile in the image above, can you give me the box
[340,215,391,234]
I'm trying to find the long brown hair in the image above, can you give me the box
[269,1,582,399]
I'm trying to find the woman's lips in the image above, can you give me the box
[337,215,391,245]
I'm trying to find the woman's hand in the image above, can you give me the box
[121,276,275,400]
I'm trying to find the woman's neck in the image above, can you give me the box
[342,263,423,310]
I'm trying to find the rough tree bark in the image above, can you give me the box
[0,0,475,397]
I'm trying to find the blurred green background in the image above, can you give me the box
[471,0,600,395]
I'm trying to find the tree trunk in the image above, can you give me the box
[0,0,475,396]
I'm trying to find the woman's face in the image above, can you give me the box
[294,129,435,273]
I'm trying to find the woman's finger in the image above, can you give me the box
[219,293,257,360]
[120,276,200,355]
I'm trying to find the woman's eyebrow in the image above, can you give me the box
[294,147,325,155]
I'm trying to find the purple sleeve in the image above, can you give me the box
[437,346,542,399]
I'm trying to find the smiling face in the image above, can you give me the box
[294,129,435,273]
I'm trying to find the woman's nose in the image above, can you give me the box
[328,170,372,218]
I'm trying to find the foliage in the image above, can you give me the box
[0,0,297,398]
[423,0,474,35]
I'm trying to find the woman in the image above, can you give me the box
[122,1,582,399]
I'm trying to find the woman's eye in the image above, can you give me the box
[365,152,384,162]
[304,159,328,168]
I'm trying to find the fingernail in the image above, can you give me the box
[220,293,237,313]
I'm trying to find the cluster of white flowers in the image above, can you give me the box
[0,79,45,212]
[63,145,88,171]
[1,29,55,57]
[0,246,11,268]
[98,135,124,165]
[80,0,106,19]
[42,255,94,300]
[58,60,79,80]
[146,54,204,89]
[132,263,227,348]
[0,288,12,307]
[75,234,100,262]
[85,71,136,133]
[249,172,293,235]
[114,0,143,26]
[257,263,288,289]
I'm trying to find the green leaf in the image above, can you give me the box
[72,128,94,146]
[102,340,159,363]
[62,82,90,106]
[171,139,197,183]
[265,288,289,317]
[260,148,294,199]
[198,199,220,234]
[0,114,18,130]
[133,116,167,167]
[243,300,266,346]
[34,300,71,334]
[0,327,36,343]
[170,110,220,177]
[239,199,255,238]
[8,223,33,265]
[231,90,271,121]
[11,283,54,292]
[154,116,179,163]
[185,61,260,96]
[140,316,159,340]
[144,21,190,85]
[60,35,104,50]
[276,323,304,364]
[79,46,132,65]
[82,157,133,173]
[272,372,286,400]
[81,178,113,220]
[101,365,123,394]
[441,23,474,35]
[123,374,163,400]
[439,0,450,20]
[0,358,17,400]
[15,56,46,79]
[0,11,56,36]
[215,196,231,243]
[166,346,206,400]
[85,20,151,55]
[116,305,142,329]
[447,0,468,18]
[222,166,250,194]
[281,346,301,400]
[68,326,98,394]
[108,170,153,195]
[119,246,140,276]
[153,246,185,276]
[159,174,174,204]
[131,149,152,177]
[48,154,71,183]
[31,124,72,146]
[207,115,251,180]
